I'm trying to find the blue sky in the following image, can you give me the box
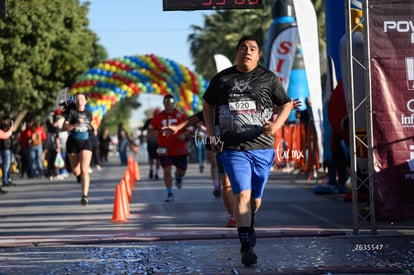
[82,0,213,126]
[83,0,212,70]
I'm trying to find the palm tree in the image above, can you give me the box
[188,0,326,80]
[188,6,273,80]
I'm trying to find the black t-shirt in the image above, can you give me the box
[66,109,93,140]
[203,65,290,150]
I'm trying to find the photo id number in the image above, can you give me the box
[352,244,384,251]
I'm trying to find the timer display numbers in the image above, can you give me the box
[163,0,266,11]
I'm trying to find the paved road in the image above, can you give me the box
[0,154,413,274]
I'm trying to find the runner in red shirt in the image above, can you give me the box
[150,94,188,202]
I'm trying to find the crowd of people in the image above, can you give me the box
[0,94,114,202]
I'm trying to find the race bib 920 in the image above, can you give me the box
[229,100,257,114]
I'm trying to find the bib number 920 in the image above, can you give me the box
[229,100,256,113]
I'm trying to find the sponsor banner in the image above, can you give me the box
[267,26,299,91]
[293,0,324,163]
[369,0,414,220]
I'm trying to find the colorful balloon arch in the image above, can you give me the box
[69,54,209,128]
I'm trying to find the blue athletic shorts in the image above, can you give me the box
[219,149,275,198]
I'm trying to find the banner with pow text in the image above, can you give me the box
[369,0,414,220]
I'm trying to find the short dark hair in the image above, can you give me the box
[236,36,260,50]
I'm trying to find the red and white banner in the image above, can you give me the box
[267,26,299,91]
[293,0,324,163]
[369,0,414,220]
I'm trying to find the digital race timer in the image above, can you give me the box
[163,0,266,11]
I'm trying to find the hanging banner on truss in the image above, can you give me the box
[369,0,414,220]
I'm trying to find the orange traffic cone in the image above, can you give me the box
[127,162,135,187]
[124,169,134,190]
[119,181,130,217]
[111,185,128,222]
[122,176,132,202]
[134,160,141,181]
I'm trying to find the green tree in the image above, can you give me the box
[188,7,272,80]
[188,0,326,80]
[0,0,105,121]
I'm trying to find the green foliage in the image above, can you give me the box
[188,7,272,80]
[0,0,106,120]
[188,0,326,80]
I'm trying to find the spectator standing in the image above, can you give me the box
[30,119,47,178]
[194,120,221,197]
[196,123,207,174]
[54,109,69,178]
[300,97,318,178]
[45,111,60,180]
[0,116,15,193]
[18,119,33,178]
[117,123,135,166]
[142,109,160,180]
[98,128,112,163]
[91,131,102,171]
[138,126,147,161]
[203,36,292,266]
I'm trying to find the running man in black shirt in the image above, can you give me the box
[203,36,293,266]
